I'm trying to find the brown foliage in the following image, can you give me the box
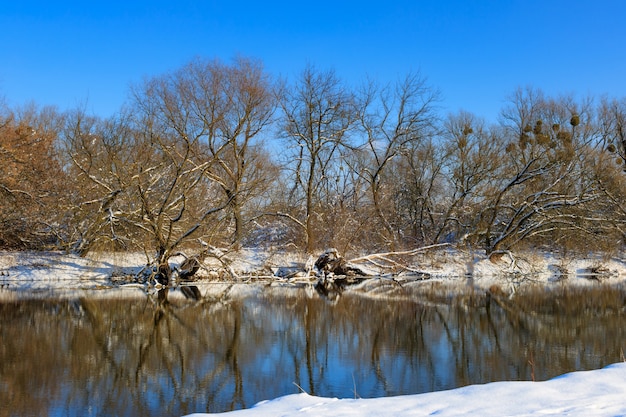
[0,105,66,249]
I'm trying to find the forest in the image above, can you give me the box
[2,56,626,270]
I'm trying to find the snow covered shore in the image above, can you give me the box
[185,362,626,417]
[1,248,626,298]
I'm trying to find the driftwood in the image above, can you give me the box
[348,243,450,279]
[314,248,368,276]
[313,248,368,297]
[348,243,450,263]
[174,245,239,281]
[310,245,455,298]
[144,244,449,290]
[347,243,449,275]
[177,256,203,280]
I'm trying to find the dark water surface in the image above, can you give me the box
[0,285,624,417]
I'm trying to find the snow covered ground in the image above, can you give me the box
[1,247,626,298]
[184,363,626,417]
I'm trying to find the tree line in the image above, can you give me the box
[2,56,626,266]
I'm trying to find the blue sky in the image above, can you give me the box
[1,1,625,123]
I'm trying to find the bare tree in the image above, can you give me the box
[208,57,278,248]
[279,65,356,253]
[62,102,232,283]
[434,111,500,245]
[599,97,626,169]
[390,138,444,246]
[479,88,601,252]
[59,57,280,280]
[133,57,278,250]
[355,72,439,249]
[61,110,132,253]
[592,97,626,244]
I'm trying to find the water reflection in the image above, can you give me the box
[0,286,624,416]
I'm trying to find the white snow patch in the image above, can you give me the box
[184,362,626,416]
[0,250,149,299]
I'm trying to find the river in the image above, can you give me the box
[0,284,624,416]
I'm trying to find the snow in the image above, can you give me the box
[2,246,626,303]
[183,363,626,416]
[2,248,626,294]
[0,250,148,299]
[2,248,626,416]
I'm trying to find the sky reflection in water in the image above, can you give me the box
[0,287,623,416]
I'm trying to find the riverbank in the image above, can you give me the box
[186,363,626,417]
[1,247,625,299]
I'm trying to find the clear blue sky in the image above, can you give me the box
[2,1,625,123]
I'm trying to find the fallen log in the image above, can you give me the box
[314,248,369,277]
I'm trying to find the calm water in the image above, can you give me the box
[0,286,624,417]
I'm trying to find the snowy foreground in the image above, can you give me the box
[184,363,626,417]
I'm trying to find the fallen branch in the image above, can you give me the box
[347,243,450,274]
[349,243,450,263]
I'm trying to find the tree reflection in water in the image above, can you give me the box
[0,286,624,416]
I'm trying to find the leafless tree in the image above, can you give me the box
[598,97,626,169]
[390,138,444,246]
[133,57,278,250]
[61,57,278,279]
[279,65,357,253]
[592,97,626,244]
[434,111,500,245]
[354,72,439,249]
[62,105,230,282]
[479,88,602,252]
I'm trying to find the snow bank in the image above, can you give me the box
[2,248,626,300]
[185,362,626,416]
[0,250,147,299]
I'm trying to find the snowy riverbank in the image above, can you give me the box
[1,247,626,298]
[184,362,626,417]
